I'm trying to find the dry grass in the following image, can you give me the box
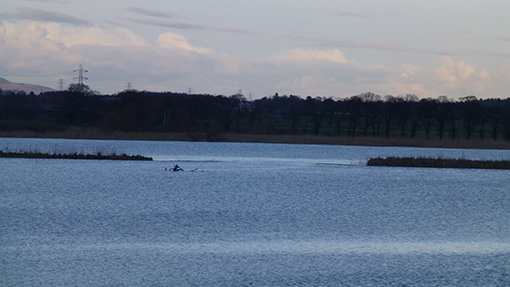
[1,130,509,150]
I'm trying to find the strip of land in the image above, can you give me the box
[367,157,510,170]
[1,130,509,150]
[0,150,152,161]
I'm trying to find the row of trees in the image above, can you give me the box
[251,93,510,141]
[1,88,510,141]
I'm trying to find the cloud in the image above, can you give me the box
[274,75,340,96]
[0,20,424,97]
[40,23,148,47]
[0,19,364,96]
[12,7,91,26]
[157,32,212,54]
[0,19,505,99]
[275,48,351,64]
[125,7,180,19]
[369,58,500,98]
[434,56,490,95]
[375,81,429,97]
[334,65,430,98]
[128,18,205,30]
[496,66,510,81]
[25,0,71,3]
[0,20,228,93]
[401,63,420,78]
[332,11,372,19]
[212,26,260,36]
[283,33,510,59]
[121,6,207,38]
[283,34,445,55]
[0,21,81,73]
[493,36,510,43]
[260,49,405,97]
[127,14,258,36]
[463,49,510,59]
[435,57,471,88]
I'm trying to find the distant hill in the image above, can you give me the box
[0,77,54,94]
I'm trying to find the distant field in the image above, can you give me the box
[1,130,509,150]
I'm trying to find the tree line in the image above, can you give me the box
[1,87,510,141]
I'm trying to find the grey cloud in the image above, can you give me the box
[14,7,91,25]
[333,11,372,19]
[493,36,510,43]
[465,49,510,59]
[124,6,258,36]
[214,26,260,36]
[284,33,510,59]
[282,33,420,53]
[129,18,206,30]
[282,33,510,59]
[25,0,72,3]
[129,17,258,35]
[125,7,180,19]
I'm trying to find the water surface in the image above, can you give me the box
[1,138,509,286]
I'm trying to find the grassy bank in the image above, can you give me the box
[1,130,509,150]
[0,150,152,161]
[367,156,510,170]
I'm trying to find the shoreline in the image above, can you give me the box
[1,130,509,150]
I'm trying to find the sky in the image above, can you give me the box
[0,0,509,99]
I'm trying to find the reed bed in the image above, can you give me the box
[0,150,152,161]
[367,156,510,170]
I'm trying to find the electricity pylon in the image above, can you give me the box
[58,79,64,91]
[73,64,88,92]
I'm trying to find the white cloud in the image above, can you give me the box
[157,32,212,54]
[43,24,147,47]
[479,68,489,79]
[0,21,80,70]
[274,48,351,64]
[455,60,476,79]
[367,58,496,98]
[401,63,420,78]
[434,56,489,91]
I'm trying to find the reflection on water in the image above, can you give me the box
[137,240,510,255]
[13,240,509,255]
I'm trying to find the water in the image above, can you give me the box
[1,138,509,286]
